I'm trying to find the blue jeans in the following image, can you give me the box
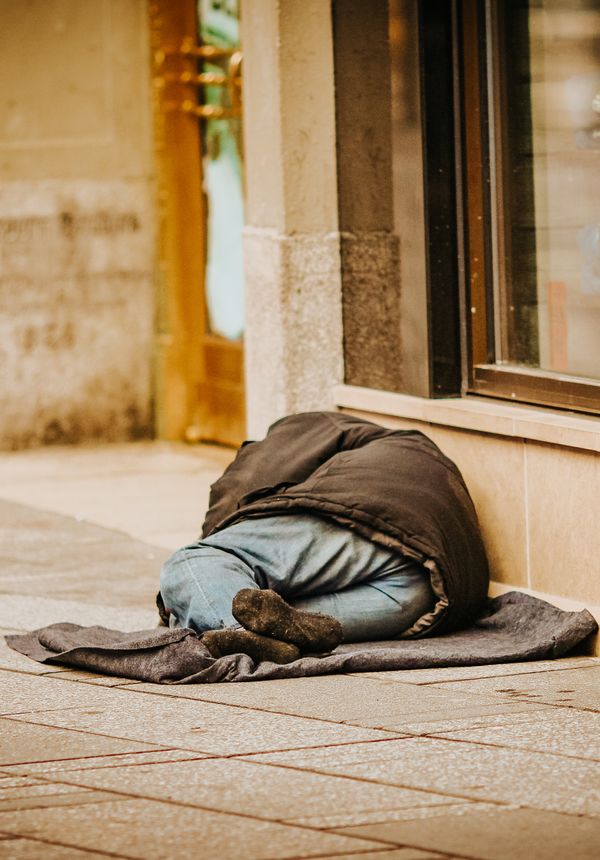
[160,513,434,642]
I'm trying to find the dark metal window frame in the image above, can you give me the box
[418,1,462,397]
[429,0,600,415]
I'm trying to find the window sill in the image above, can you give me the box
[334,384,600,453]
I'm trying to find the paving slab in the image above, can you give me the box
[40,669,141,687]
[0,718,169,767]
[0,840,121,859]
[0,669,142,715]
[0,499,168,608]
[297,851,450,860]
[0,774,86,797]
[39,756,462,826]
[132,674,556,735]
[7,689,401,756]
[0,440,233,483]
[0,787,121,813]
[3,749,203,776]
[288,801,499,831]
[0,441,233,551]
[0,797,384,860]
[334,805,600,860]
[352,656,600,685]
[247,736,600,817]
[430,708,600,760]
[385,709,569,737]
[0,595,156,633]
[433,665,600,711]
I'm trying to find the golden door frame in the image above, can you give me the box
[149,0,246,447]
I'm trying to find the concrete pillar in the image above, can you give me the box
[333,0,405,394]
[241,0,344,438]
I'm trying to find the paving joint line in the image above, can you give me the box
[0,747,183,770]
[84,677,561,733]
[324,828,485,860]
[0,830,135,858]
[420,731,600,762]
[413,663,600,686]
[1,705,104,718]
[27,667,599,726]
[3,772,403,847]
[0,710,410,758]
[233,756,597,821]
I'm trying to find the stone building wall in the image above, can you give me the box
[0,0,155,448]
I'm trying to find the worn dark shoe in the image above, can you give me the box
[202,628,301,664]
[156,591,170,627]
[232,588,343,654]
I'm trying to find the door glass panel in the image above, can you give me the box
[198,0,244,341]
[492,0,600,379]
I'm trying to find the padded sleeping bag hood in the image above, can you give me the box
[202,411,490,636]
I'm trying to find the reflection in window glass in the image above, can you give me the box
[389,0,428,391]
[494,0,600,379]
[198,0,244,342]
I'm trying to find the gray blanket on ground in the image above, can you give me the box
[6,592,597,683]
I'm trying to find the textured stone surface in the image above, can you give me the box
[0,718,164,767]
[0,180,155,450]
[0,499,168,610]
[43,756,457,826]
[294,801,499,831]
[302,852,448,860]
[0,0,155,451]
[341,231,404,393]
[243,228,344,438]
[0,797,383,860]
[0,595,156,633]
[0,669,142,715]
[248,736,600,816]
[2,444,600,858]
[0,841,117,859]
[0,779,118,813]
[7,690,399,756]
[243,0,338,234]
[354,656,599,685]
[431,708,600,759]
[5,749,200,777]
[434,665,600,711]
[133,673,555,734]
[0,775,85,799]
[43,669,141,687]
[0,440,232,550]
[336,806,600,860]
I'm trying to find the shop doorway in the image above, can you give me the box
[151,0,245,447]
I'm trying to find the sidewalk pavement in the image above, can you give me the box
[0,442,599,860]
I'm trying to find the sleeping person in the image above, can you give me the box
[158,411,489,664]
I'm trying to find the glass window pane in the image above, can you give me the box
[198,0,244,342]
[493,0,600,379]
[389,0,429,393]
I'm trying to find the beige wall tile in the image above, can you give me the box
[342,404,600,605]
[526,443,600,603]
[426,428,528,587]
[344,411,528,588]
